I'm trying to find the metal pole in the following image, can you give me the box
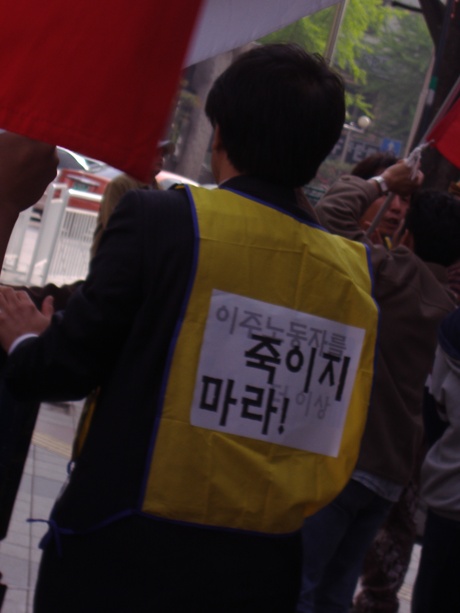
[340,126,353,164]
[365,193,396,238]
[404,52,435,156]
[324,0,349,64]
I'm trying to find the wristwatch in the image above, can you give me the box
[371,175,389,195]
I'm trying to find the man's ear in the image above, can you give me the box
[211,124,224,152]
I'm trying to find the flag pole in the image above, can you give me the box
[420,75,460,145]
[323,0,349,64]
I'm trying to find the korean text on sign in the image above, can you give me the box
[190,291,365,457]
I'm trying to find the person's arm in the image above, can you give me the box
[0,288,54,353]
[0,133,58,265]
[0,190,164,401]
[316,175,379,243]
[3,280,84,310]
[316,162,423,242]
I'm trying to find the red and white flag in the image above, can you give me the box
[185,0,339,66]
[427,96,460,170]
[0,0,204,181]
[0,0,339,180]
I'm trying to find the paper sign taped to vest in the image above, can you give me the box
[190,290,366,458]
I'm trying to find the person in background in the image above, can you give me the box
[0,129,58,608]
[446,179,460,303]
[349,152,426,613]
[0,131,58,266]
[411,307,460,613]
[448,178,460,199]
[351,152,410,247]
[90,139,174,257]
[353,190,460,613]
[297,172,459,613]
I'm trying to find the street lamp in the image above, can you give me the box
[357,115,371,130]
[340,115,371,163]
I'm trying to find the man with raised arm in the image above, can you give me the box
[297,166,458,613]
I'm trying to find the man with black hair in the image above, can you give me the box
[0,44,385,612]
[404,189,460,265]
[351,152,410,246]
[350,152,398,180]
[297,169,458,613]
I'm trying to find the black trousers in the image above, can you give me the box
[411,510,460,613]
[34,514,302,613]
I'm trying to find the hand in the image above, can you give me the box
[392,222,414,250]
[381,161,424,197]
[0,132,58,213]
[0,287,54,352]
[361,221,387,247]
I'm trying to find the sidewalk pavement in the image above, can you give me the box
[0,400,82,613]
[0,399,420,613]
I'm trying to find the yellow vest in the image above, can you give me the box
[141,186,378,534]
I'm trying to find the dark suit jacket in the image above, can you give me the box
[5,176,316,611]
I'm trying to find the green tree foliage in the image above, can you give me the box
[358,11,433,142]
[261,3,433,148]
[260,0,386,86]
[336,0,387,82]
[260,8,331,57]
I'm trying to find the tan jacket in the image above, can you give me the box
[316,175,455,485]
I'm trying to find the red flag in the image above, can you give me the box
[427,97,460,169]
[0,0,203,181]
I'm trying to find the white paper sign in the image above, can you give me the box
[190,290,365,457]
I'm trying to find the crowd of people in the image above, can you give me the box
[0,42,459,613]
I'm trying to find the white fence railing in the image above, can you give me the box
[1,184,101,287]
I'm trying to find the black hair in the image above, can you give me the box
[351,153,399,180]
[405,189,460,266]
[205,43,345,187]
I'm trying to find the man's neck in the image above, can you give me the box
[216,163,241,186]
[212,145,241,185]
